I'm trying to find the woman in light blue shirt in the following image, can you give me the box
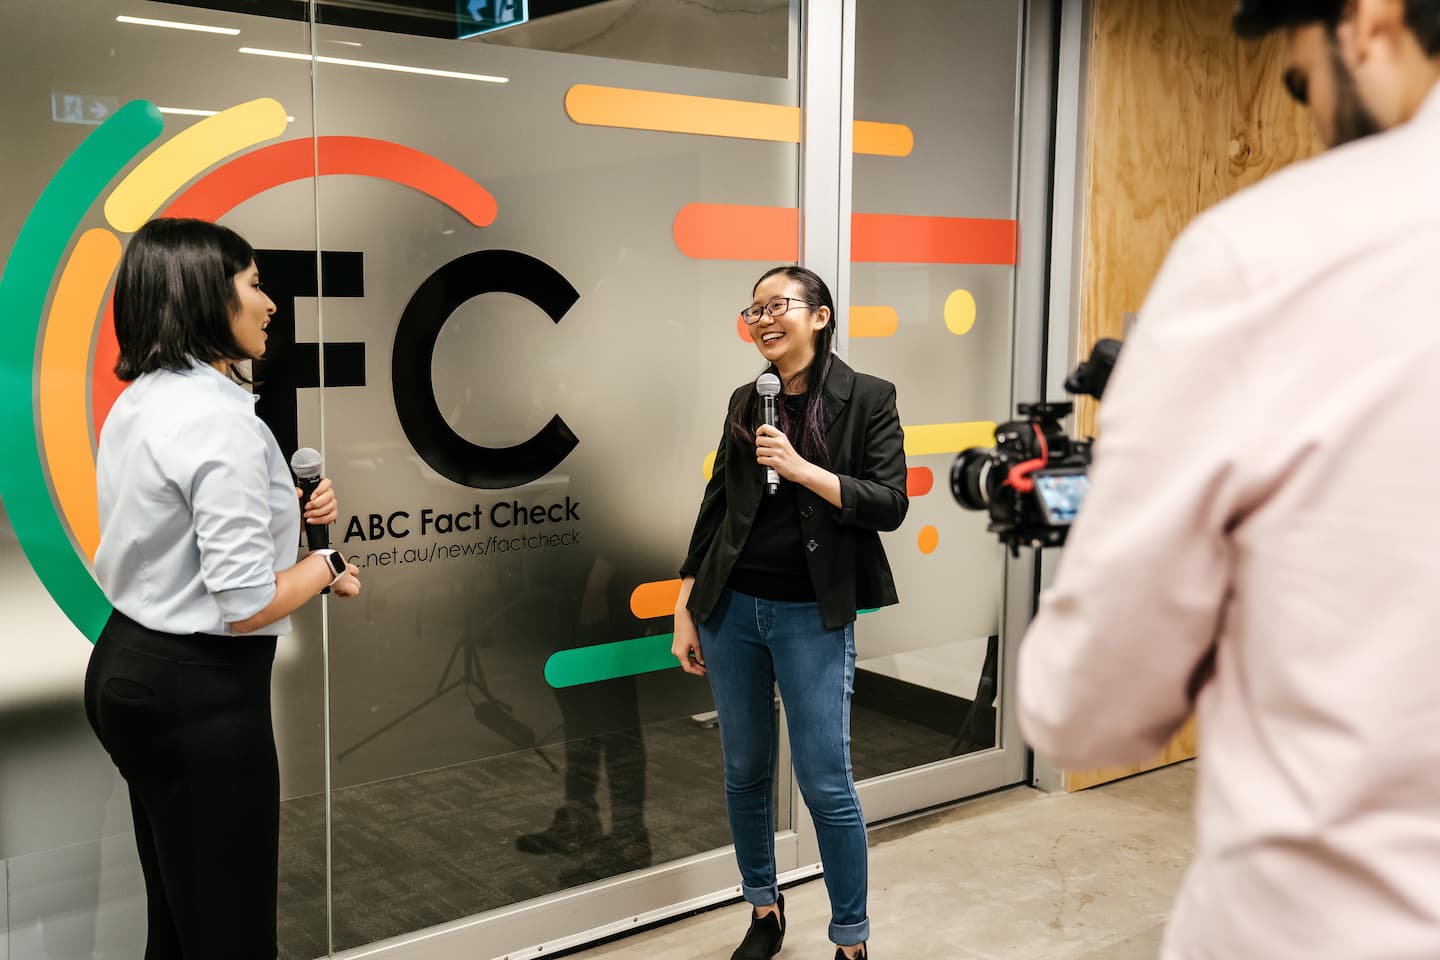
[84,218,361,960]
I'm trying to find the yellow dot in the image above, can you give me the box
[944,289,977,336]
[702,450,717,480]
[918,526,939,554]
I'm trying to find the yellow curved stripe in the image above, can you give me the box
[565,84,913,157]
[40,229,122,561]
[702,450,718,481]
[851,306,899,338]
[701,421,997,477]
[104,98,289,232]
[903,422,997,457]
[854,120,914,157]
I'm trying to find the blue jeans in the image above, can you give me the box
[699,589,869,946]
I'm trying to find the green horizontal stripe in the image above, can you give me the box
[542,609,881,688]
[544,634,677,688]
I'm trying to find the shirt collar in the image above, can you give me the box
[180,359,258,407]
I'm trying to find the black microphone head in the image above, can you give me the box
[756,373,781,398]
[290,447,323,482]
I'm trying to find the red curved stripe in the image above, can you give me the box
[92,302,122,439]
[162,137,497,226]
[93,137,499,433]
[907,467,934,497]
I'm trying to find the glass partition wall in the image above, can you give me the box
[0,1,1052,956]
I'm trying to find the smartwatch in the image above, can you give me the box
[313,549,346,592]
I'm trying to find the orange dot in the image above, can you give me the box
[737,313,753,343]
[918,526,939,554]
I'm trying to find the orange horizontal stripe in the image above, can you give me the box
[674,204,1017,264]
[907,467,934,497]
[567,84,799,143]
[852,212,1017,265]
[853,120,913,157]
[631,579,682,620]
[674,204,799,261]
[565,84,913,157]
[851,306,898,338]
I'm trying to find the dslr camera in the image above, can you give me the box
[951,339,1121,554]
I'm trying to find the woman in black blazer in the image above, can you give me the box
[672,266,907,960]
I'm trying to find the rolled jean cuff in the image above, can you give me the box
[742,881,779,908]
[829,917,869,947]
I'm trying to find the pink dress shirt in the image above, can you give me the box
[1018,85,1440,959]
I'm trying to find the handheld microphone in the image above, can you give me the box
[756,373,781,495]
[290,447,329,550]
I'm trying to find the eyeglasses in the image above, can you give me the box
[740,297,816,324]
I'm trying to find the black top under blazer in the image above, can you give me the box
[681,357,909,631]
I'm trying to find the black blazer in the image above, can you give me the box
[681,357,908,630]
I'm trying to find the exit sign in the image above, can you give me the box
[457,0,527,38]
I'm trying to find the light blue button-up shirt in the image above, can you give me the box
[95,362,302,637]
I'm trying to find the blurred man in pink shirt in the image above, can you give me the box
[1018,1,1440,957]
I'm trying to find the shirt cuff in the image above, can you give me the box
[214,581,277,623]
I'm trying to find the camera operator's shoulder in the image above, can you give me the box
[1192,123,1432,284]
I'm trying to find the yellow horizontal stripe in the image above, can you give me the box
[565,84,914,157]
[701,421,996,479]
[903,422,997,457]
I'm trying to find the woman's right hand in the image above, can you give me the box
[672,607,706,677]
[332,563,362,598]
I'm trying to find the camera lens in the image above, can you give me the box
[951,448,995,511]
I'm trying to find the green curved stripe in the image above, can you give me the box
[545,634,677,688]
[0,100,163,642]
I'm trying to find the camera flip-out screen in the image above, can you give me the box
[1032,469,1089,526]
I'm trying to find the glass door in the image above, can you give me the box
[831,0,1052,828]
[306,2,805,956]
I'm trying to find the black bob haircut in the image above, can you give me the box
[1235,0,1440,54]
[113,218,257,382]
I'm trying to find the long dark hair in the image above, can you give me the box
[113,218,256,382]
[728,265,836,464]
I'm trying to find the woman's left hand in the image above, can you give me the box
[756,425,812,484]
[298,477,338,526]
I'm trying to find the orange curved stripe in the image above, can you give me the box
[40,228,121,561]
[674,204,799,261]
[907,467,934,497]
[631,579,682,620]
[565,84,913,157]
[851,306,898,338]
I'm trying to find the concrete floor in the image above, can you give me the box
[566,762,1197,960]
